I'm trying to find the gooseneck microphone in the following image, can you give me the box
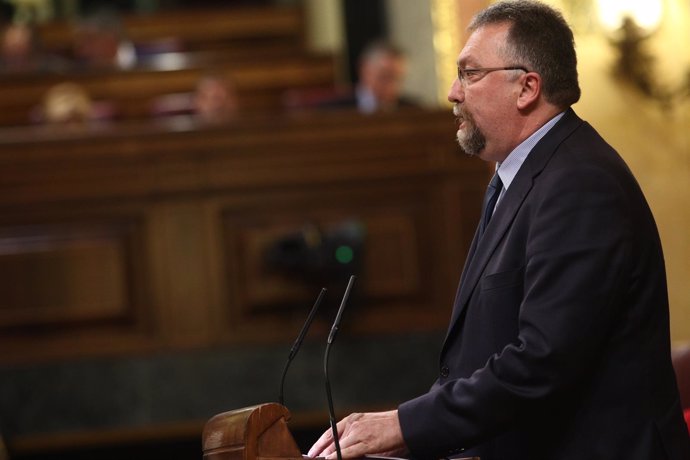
[324,275,356,460]
[278,287,327,406]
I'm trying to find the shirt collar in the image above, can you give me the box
[356,86,378,114]
[496,111,565,190]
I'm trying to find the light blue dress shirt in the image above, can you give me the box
[495,112,565,207]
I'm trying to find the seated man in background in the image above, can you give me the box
[192,73,239,122]
[318,40,417,114]
[39,82,93,124]
[1,22,35,71]
[150,73,239,123]
[1,2,70,73]
[33,81,117,124]
[71,8,136,69]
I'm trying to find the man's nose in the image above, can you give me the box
[447,78,465,104]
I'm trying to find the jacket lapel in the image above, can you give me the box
[444,109,584,346]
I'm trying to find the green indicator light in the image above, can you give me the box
[335,245,354,264]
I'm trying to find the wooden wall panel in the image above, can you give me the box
[0,225,130,327]
[0,110,488,362]
[0,213,159,363]
[220,184,426,307]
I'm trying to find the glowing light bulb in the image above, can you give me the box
[597,0,663,31]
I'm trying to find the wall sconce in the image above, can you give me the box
[597,0,690,111]
[597,0,663,32]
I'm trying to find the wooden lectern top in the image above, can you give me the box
[203,403,303,460]
[202,403,481,460]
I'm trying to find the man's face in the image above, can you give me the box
[360,53,406,108]
[194,78,237,120]
[448,22,522,162]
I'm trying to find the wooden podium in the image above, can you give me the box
[202,403,480,460]
[203,403,304,460]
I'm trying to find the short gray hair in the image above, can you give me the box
[469,0,581,108]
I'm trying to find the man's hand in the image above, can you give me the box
[307,410,408,459]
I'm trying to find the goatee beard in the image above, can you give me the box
[454,105,486,156]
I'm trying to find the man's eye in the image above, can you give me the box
[464,70,481,79]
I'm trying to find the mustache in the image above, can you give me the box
[453,104,462,119]
[453,105,473,130]
[453,104,469,121]
[452,104,485,156]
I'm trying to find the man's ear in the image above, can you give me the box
[516,72,541,110]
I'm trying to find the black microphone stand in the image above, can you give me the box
[324,275,356,460]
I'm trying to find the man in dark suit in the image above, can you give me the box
[308,1,690,459]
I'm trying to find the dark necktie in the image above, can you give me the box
[479,173,503,237]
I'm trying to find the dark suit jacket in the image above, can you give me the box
[398,109,690,460]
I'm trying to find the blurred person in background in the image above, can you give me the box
[0,2,36,72]
[71,8,136,69]
[192,73,239,122]
[318,40,417,114]
[40,81,93,124]
[151,73,238,123]
[34,81,117,124]
[1,21,70,73]
[1,21,34,70]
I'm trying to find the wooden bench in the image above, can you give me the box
[35,6,306,55]
[0,53,337,125]
[0,5,338,126]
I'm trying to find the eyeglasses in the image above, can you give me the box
[457,66,528,86]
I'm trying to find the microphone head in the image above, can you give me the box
[278,287,327,406]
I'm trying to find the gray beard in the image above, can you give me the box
[453,105,486,156]
[456,118,486,156]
